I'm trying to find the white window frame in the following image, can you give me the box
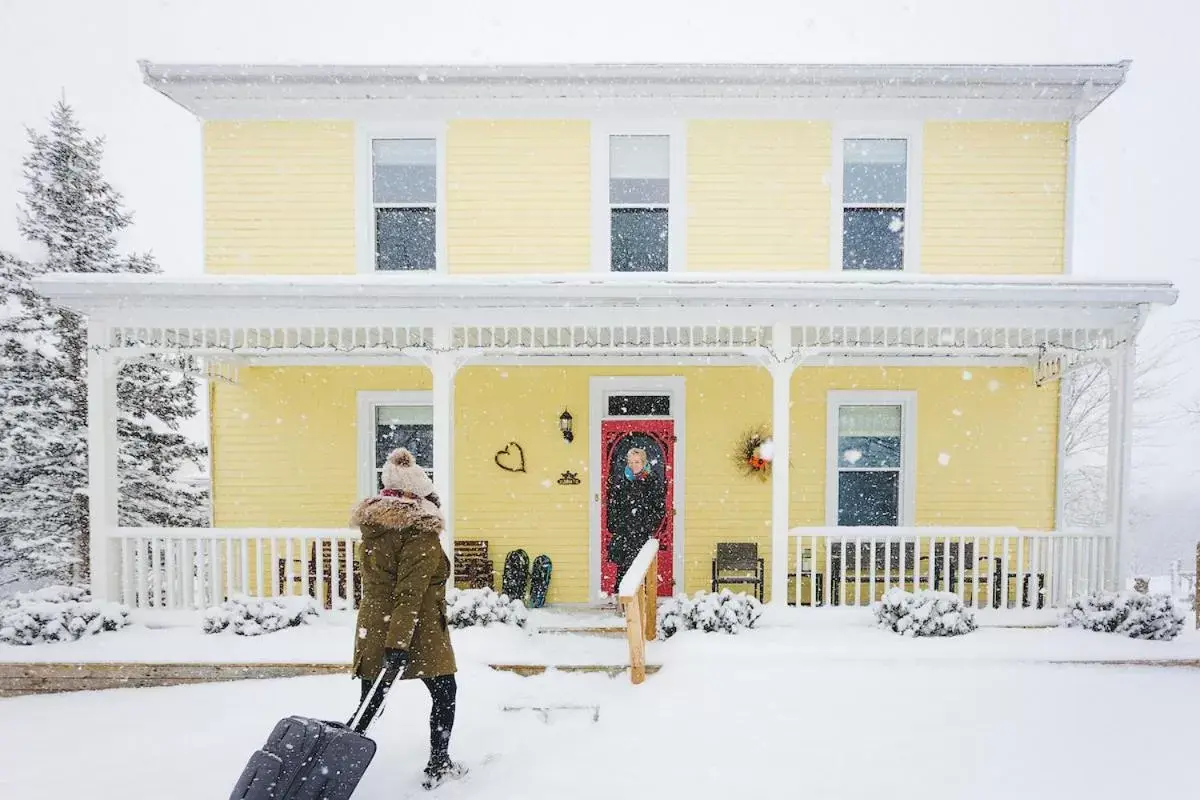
[356,390,435,499]
[830,122,923,273]
[356,123,448,274]
[591,121,687,273]
[825,390,917,527]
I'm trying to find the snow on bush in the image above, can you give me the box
[0,585,131,646]
[657,590,763,639]
[1061,590,1185,641]
[445,588,527,629]
[202,595,320,636]
[873,588,977,637]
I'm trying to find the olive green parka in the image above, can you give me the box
[351,494,457,681]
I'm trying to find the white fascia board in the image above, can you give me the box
[138,60,1129,121]
[32,271,1179,313]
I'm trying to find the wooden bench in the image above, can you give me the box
[454,539,494,590]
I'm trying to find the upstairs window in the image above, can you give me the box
[372,139,436,271]
[842,138,908,271]
[609,135,669,272]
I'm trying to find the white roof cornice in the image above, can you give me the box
[138,60,1130,120]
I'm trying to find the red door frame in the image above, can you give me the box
[599,418,675,597]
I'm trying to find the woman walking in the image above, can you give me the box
[351,447,466,790]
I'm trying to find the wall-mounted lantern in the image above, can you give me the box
[559,409,574,443]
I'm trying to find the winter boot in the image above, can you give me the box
[422,758,468,790]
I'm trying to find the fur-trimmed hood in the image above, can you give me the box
[350,495,444,539]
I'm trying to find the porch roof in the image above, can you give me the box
[33,271,1177,320]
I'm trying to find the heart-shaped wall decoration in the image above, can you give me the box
[494,442,527,473]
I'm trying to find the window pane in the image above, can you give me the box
[838,405,902,468]
[373,139,436,203]
[610,135,669,203]
[607,394,671,417]
[843,208,904,270]
[844,138,906,204]
[611,208,668,272]
[375,406,434,470]
[837,471,900,526]
[376,208,435,271]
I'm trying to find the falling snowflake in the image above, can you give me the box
[842,449,863,464]
[961,371,973,381]
[952,409,963,417]
[888,216,904,233]
[987,380,1000,392]
[938,453,951,466]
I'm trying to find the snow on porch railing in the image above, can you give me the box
[617,539,659,685]
[787,527,1115,610]
[109,528,363,611]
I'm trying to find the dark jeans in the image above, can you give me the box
[360,674,457,765]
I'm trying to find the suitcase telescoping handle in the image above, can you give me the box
[347,660,403,734]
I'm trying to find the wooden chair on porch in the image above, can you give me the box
[454,540,495,590]
[277,540,362,609]
[711,542,765,602]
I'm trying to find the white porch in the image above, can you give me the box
[33,272,1176,611]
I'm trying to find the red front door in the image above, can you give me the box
[600,418,675,597]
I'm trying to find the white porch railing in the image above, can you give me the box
[110,528,362,611]
[787,527,1115,610]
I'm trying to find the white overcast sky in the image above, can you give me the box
[0,0,1197,487]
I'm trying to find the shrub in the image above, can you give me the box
[0,585,131,646]
[1061,590,1185,641]
[873,588,977,637]
[202,595,320,636]
[445,588,528,629]
[657,590,763,639]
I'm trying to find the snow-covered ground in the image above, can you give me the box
[3,619,1200,799]
[5,605,1200,665]
[2,606,1200,798]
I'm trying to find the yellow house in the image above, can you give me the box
[37,61,1178,614]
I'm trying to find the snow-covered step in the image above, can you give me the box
[487,663,661,678]
[534,625,626,638]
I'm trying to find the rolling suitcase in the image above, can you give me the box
[228,663,399,799]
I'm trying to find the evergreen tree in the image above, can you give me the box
[0,251,84,588]
[1,101,207,590]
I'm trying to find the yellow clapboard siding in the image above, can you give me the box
[446,120,590,274]
[203,121,356,275]
[454,366,771,604]
[210,367,431,527]
[687,121,831,271]
[921,122,1068,274]
[789,366,1058,532]
[210,364,1057,604]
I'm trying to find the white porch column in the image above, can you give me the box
[431,327,458,572]
[86,324,120,601]
[769,323,795,606]
[1106,343,1136,590]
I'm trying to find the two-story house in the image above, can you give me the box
[36,61,1177,614]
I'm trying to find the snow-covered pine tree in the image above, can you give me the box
[3,101,208,588]
[0,251,84,589]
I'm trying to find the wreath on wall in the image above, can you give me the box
[734,427,774,480]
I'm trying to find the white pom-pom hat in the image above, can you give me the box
[380,447,437,499]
